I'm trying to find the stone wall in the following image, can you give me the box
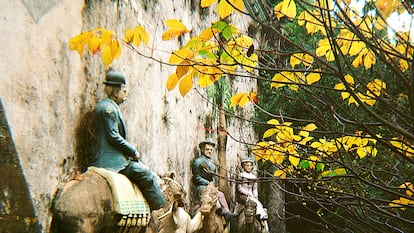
[0,0,258,232]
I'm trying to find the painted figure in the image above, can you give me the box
[191,138,237,220]
[236,157,267,220]
[92,70,166,210]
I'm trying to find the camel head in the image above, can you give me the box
[199,182,218,216]
[244,198,257,224]
[159,171,186,209]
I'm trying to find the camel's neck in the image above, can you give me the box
[245,218,260,233]
[202,206,218,233]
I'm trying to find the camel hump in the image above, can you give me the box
[53,171,113,217]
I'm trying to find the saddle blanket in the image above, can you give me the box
[88,166,151,215]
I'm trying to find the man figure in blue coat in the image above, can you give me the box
[191,138,237,220]
[92,70,166,210]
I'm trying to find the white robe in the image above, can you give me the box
[235,171,267,219]
[158,207,203,233]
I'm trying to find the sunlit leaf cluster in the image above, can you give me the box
[165,21,259,96]
[389,182,414,210]
[69,26,149,66]
[253,119,377,172]
[201,0,245,19]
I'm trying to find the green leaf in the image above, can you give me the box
[213,21,228,31]
[222,26,232,41]
[299,160,310,169]
[316,162,325,172]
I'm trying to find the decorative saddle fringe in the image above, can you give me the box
[117,213,150,227]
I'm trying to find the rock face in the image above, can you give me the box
[0,0,257,232]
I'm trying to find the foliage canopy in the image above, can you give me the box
[69,0,414,231]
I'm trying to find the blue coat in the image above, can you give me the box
[191,155,216,202]
[92,98,137,172]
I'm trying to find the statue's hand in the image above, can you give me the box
[129,151,141,161]
[135,151,141,160]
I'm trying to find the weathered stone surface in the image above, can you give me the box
[0,99,41,233]
[0,1,258,232]
[21,0,63,22]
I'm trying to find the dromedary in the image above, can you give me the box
[237,198,269,233]
[196,182,225,233]
[51,170,201,233]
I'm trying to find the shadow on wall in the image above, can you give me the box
[75,110,96,172]
[0,99,41,232]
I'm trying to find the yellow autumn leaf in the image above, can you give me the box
[162,19,190,40]
[199,27,220,41]
[125,28,139,46]
[366,146,377,157]
[179,72,193,96]
[316,38,335,61]
[347,94,359,106]
[102,46,114,66]
[344,74,355,85]
[348,41,365,56]
[135,25,149,44]
[217,0,244,19]
[101,29,115,46]
[166,73,179,91]
[302,54,313,66]
[218,0,233,19]
[366,79,386,97]
[352,48,376,69]
[290,53,302,68]
[356,147,367,159]
[239,94,250,107]
[69,33,86,55]
[274,0,297,20]
[400,197,414,206]
[363,49,376,69]
[249,92,258,103]
[303,123,318,132]
[124,26,149,47]
[271,71,295,90]
[166,19,189,32]
[334,82,346,91]
[308,155,320,169]
[267,119,280,126]
[274,170,286,179]
[230,93,244,107]
[300,136,314,145]
[289,53,314,68]
[176,60,191,79]
[388,199,404,209]
[230,92,250,107]
[399,182,414,196]
[232,0,245,12]
[198,74,216,88]
[101,39,121,66]
[263,128,278,138]
[306,72,321,85]
[169,49,193,65]
[289,155,300,167]
[201,0,217,8]
[273,151,286,165]
[110,39,121,58]
[374,17,387,30]
[87,33,101,53]
[281,0,296,19]
[399,59,409,72]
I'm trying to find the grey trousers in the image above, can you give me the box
[120,160,166,210]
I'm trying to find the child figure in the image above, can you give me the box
[236,157,268,219]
